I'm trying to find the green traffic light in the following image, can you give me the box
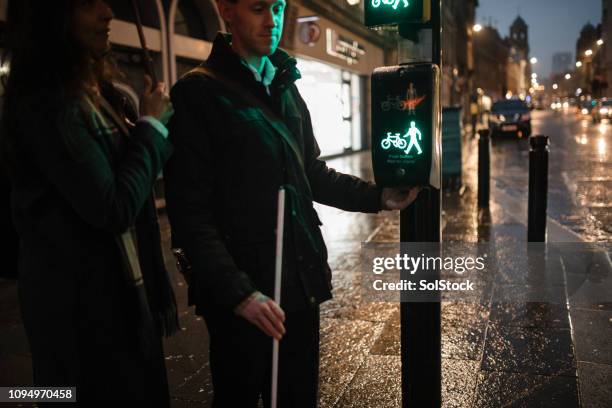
[365,0,429,27]
[372,0,410,10]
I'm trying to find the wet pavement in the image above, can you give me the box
[0,110,611,407]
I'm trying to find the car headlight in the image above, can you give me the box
[499,115,506,122]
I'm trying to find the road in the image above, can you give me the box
[490,109,611,242]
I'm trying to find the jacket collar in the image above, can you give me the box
[205,32,301,90]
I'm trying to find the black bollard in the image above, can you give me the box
[528,135,549,242]
[478,129,491,209]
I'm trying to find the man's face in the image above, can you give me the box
[219,0,286,58]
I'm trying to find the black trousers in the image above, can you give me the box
[204,306,320,408]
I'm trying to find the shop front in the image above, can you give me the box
[289,4,385,157]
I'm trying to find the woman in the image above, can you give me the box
[1,0,179,404]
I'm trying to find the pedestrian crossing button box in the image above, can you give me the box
[371,64,441,189]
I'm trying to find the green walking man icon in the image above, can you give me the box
[404,121,423,155]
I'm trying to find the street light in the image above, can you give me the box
[576,61,583,68]
[565,73,572,80]
[597,39,604,46]
[530,57,538,64]
[585,49,593,57]
[553,83,559,90]
[473,24,482,32]
[531,73,538,79]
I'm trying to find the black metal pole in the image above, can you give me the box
[400,2,442,407]
[527,135,549,242]
[478,129,491,209]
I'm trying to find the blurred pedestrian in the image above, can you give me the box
[0,0,178,404]
[470,99,479,138]
[163,0,420,406]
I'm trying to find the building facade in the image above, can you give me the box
[575,22,606,97]
[473,25,509,101]
[602,0,612,96]
[441,0,477,117]
[506,16,530,98]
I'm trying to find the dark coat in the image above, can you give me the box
[0,170,18,279]
[164,33,382,314]
[9,90,173,404]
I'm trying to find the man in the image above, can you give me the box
[164,0,419,406]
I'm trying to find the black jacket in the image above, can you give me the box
[164,33,382,314]
[9,87,174,402]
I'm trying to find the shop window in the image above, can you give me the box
[296,57,364,157]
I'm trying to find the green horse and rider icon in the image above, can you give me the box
[381,121,423,155]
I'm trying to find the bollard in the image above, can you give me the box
[478,129,491,209]
[528,135,549,242]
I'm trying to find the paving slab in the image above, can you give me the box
[577,361,612,408]
[473,371,579,408]
[569,308,612,365]
[482,324,576,377]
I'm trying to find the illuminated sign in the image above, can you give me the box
[365,0,430,27]
[372,0,410,10]
[372,64,441,188]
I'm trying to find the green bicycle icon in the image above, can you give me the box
[381,132,408,150]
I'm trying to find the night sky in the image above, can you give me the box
[477,0,602,79]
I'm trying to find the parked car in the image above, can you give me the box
[489,99,531,139]
[593,98,612,122]
[578,99,597,118]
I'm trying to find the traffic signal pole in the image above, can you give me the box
[365,1,443,404]
[399,1,442,407]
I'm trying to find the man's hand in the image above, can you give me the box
[235,292,286,340]
[381,187,421,211]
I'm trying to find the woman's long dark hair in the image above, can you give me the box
[1,0,117,174]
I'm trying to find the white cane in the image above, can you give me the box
[271,187,285,408]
